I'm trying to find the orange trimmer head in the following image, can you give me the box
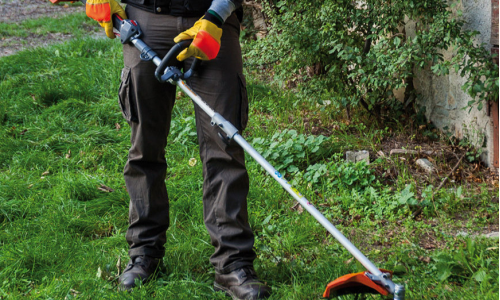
[323,269,394,298]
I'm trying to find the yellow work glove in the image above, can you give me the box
[86,0,127,39]
[174,16,223,61]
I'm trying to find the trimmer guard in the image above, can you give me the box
[323,269,393,298]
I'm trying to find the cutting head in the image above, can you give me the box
[323,269,393,298]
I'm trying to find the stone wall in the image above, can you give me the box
[406,0,498,168]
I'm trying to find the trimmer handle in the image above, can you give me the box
[154,41,201,82]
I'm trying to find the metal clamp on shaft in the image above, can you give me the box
[118,19,142,44]
[160,67,183,83]
[211,113,239,141]
[393,284,405,300]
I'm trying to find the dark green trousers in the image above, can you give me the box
[119,5,255,273]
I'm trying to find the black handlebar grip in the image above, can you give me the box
[112,14,124,32]
[155,40,201,81]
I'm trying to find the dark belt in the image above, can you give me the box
[122,0,210,17]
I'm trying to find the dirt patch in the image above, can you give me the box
[0,0,100,57]
[0,32,75,56]
[0,0,81,23]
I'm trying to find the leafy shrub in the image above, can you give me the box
[296,154,376,191]
[252,129,331,175]
[246,0,498,117]
[169,115,198,145]
[432,239,499,294]
[326,159,376,190]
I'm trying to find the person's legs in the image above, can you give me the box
[182,14,270,299]
[182,13,255,274]
[119,7,269,297]
[119,6,180,289]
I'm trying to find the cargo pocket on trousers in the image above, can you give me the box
[118,66,138,123]
[237,73,249,131]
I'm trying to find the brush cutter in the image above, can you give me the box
[50,1,406,298]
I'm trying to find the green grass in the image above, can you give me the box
[0,9,95,40]
[0,21,498,300]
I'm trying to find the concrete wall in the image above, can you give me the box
[406,0,497,168]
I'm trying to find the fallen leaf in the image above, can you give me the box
[69,289,80,295]
[116,255,122,275]
[314,190,323,198]
[290,202,304,214]
[98,184,114,193]
[421,242,436,249]
[188,158,197,167]
[66,150,71,159]
[344,257,354,265]
[115,123,121,131]
[42,171,50,176]
[418,256,431,263]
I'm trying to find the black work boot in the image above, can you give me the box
[118,255,162,291]
[214,267,271,300]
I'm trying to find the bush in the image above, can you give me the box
[252,129,331,175]
[246,0,498,118]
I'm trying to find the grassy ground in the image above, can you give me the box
[0,10,499,300]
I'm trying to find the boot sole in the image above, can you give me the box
[214,282,242,300]
[118,264,164,292]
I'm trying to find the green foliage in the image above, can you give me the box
[252,129,331,175]
[0,16,498,300]
[247,0,498,116]
[444,121,486,162]
[432,239,498,294]
[397,184,418,206]
[326,159,376,190]
[169,114,197,145]
[294,156,376,192]
[0,10,94,39]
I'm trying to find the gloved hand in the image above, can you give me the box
[86,0,127,39]
[174,16,223,61]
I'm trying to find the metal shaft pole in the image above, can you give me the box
[110,13,403,299]
[176,79,396,294]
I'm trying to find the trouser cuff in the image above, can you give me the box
[216,260,254,274]
[129,247,164,259]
